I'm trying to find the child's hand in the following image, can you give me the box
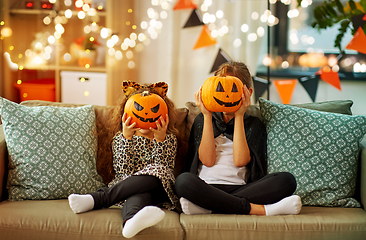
[195,87,211,117]
[122,112,139,140]
[235,85,251,118]
[150,114,169,142]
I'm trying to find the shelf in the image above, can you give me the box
[10,9,51,15]
[9,9,107,17]
[59,66,106,72]
[23,65,106,72]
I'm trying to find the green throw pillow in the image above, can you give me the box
[259,98,366,207]
[292,100,353,115]
[0,97,105,201]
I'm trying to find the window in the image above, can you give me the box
[256,0,366,80]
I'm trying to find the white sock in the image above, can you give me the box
[264,195,302,216]
[180,197,212,215]
[122,206,165,238]
[68,194,94,214]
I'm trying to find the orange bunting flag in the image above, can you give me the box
[273,79,297,104]
[318,67,342,91]
[193,25,217,49]
[345,27,366,55]
[173,0,197,10]
[363,14,366,21]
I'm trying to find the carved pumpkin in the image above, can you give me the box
[201,76,244,112]
[124,91,168,129]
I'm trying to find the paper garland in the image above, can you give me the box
[351,14,366,32]
[298,75,320,102]
[210,48,232,73]
[273,79,297,104]
[183,9,204,28]
[345,27,366,55]
[317,67,342,91]
[252,76,270,103]
[173,3,358,104]
[176,6,216,49]
[193,25,217,49]
[173,0,197,10]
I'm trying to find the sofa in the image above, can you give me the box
[1,98,366,240]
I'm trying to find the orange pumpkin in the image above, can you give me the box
[201,76,244,112]
[124,91,168,129]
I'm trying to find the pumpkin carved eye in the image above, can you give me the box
[134,101,144,111]
[232,83,238,92]
[151,104,160,113]
[216,81,225,92]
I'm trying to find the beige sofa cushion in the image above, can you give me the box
[0,199,184,240]
[180,206,366,240]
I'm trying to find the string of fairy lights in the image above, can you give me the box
[1,0,365,74]
[1,0,279,71]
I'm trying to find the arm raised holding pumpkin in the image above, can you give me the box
[233,85,253,167]
[150,114,169,142]
[195,87,216,167]
[122,112,138,140]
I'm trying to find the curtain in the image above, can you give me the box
[134,0,267,108]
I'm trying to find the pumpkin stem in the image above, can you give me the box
[141,90,150,96]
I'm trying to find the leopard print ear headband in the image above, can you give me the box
[122,80,168,98]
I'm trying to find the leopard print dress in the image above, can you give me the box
[108,132,178,210]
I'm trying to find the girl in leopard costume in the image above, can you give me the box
[68,81,179,238]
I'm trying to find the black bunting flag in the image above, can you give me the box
[183,9,204,28]
[210,48,232,73]
[298,75,320,102]
[252,76,270,103]
[351,14,366,32]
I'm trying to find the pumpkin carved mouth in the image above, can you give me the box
[132,111,161,123]
[213,96,242,107]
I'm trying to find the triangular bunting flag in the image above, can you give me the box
[345,27,366,55]
[184,9,204,28]
[210,48,232,73]
[298,75,320,102]
[351,14,366,31]
[363,14,366,21]
[173,0,197,10]
[273,79,297,104]
[193,25,217,49]
[253,76,270,103]
[318,67,342,91]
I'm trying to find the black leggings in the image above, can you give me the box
[90,175,169,225]
[175,172,296,215]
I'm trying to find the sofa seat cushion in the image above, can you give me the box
[0,200,184,240]
[179,207,366,240]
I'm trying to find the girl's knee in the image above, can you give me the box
[175,172,197,197]
[279,172,297,192]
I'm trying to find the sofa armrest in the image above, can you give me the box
[360,136,366,210]
[0,125,8,201]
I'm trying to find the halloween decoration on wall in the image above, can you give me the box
[124,91,168,129]
[201,76,244,112]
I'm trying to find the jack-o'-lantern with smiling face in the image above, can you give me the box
[201,76,244,112]
[124,91,168,129]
